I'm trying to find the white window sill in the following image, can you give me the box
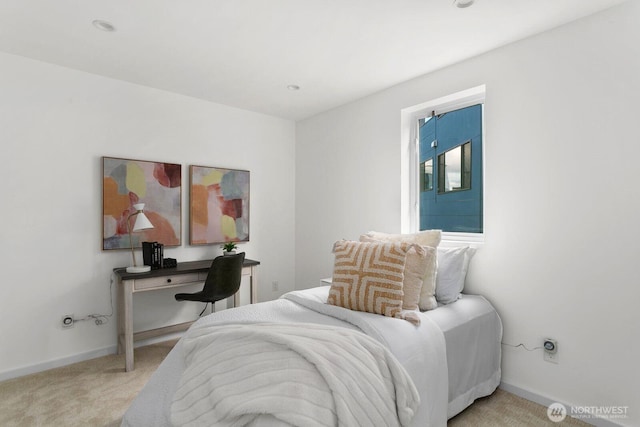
[440,232,484,248]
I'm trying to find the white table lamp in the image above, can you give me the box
[126,203,154,273]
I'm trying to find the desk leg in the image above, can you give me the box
[121,279,134,372]
[234,265,257,306]
[117,280,124,355]
[250,265,258,304]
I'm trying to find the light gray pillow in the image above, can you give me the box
[435,246,476,304]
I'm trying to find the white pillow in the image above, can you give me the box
[435,246,476,304]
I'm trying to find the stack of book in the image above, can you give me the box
[142,241,164,270]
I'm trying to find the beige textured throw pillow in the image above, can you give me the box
[360,230,440,311]
[417,245,438,311]
[397,245,429,310]
[360,235,432,310]
[328,240,420,325]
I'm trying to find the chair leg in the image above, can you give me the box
[198,303,209,317]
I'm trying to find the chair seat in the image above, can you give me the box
[175,290,235,303]
[175,291,210,302]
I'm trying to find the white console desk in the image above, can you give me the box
[114,258,260,372]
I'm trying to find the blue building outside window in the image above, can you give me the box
[419,104,483,233]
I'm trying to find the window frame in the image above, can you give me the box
[400,85,486,244]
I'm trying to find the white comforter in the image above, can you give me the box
[171,322,419,426]
[283,287,448,427]
[122,286,448,427]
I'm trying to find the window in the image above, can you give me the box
[420,158,433,192]
[438,141,471,193]
[401,86,485,241]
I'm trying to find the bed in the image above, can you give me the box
[121,285,502,426]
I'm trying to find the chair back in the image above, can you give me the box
[202,252,246,301]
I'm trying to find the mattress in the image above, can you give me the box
[121,287,501,426]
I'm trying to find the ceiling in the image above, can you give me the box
[0,0,626,121]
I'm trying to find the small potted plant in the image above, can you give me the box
[221,242,238,255]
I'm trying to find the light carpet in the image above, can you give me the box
[0,340,176,427]
[0,339,588,426]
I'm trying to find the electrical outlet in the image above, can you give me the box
[272,281,279,291]
[543,338,558,364]
[62,315,74,329]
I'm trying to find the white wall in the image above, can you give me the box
[296,1,640,426]
[0,52,296,379]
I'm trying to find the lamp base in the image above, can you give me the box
[126,265,151,273]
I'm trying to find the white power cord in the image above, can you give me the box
[501,342,543,352]
[72,275,115,326]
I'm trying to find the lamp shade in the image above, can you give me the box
[131,203,154,232]
[132,212,153,231]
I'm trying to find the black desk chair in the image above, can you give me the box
[175,252,245,316]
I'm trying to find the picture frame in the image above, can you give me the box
[189,165,250,245]
[102,156,182,250]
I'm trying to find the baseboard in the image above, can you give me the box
[499,382,625,427]
[0,345,117,382]
[0,332,184,382]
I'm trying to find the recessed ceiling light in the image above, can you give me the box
[453,0,474,8]
[287,85,301,91]
[92,19,116,32]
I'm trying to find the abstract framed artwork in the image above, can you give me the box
[190,165,250,245]
[102,156,182,250]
